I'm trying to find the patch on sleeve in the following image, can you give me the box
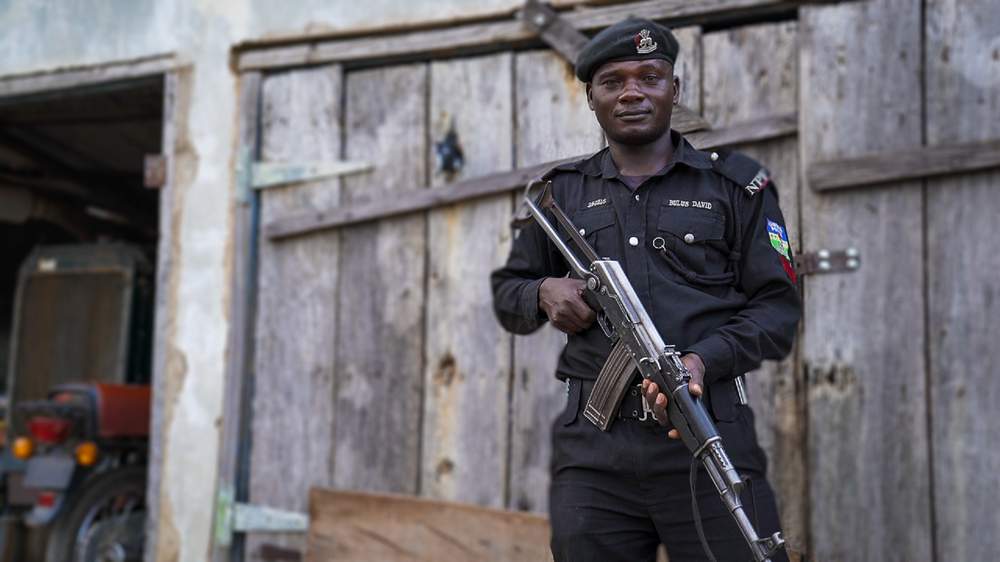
[766,218,797,283]
[745,168,771,196]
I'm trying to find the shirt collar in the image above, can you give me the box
[583,130,713,179]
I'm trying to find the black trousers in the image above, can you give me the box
[549,379,788,562]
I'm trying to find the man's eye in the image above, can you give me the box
[602,79,620,88]
[643,75,660,82]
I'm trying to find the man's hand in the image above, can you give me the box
[539,277,596,334]
[641,353,706,440]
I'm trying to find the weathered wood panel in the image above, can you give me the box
[249,66,343,558]
[508,49,604,514]
[808,138,1000,192]
[925,1,1000,560]
[332,64,428,493]
[702,21,806,552]
[800,2,932,561]
[305,488,552,562]
[422,53,514,507]
[236,0,844,72]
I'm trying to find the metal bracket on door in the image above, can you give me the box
[796,248,861,276]
[235,146,373,202]
[214,486,309,547]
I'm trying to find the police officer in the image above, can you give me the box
[491,17,800,562]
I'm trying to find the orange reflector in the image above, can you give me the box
[12,437,33,460]
[74,441,99,466]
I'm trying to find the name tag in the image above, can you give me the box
[587,198,608,208]
[668,199,713,210]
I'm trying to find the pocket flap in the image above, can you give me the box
[571,207,615,237]
[657,206,724,241]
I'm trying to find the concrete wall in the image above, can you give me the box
[0,1,520,561]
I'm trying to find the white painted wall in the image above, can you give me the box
[0,1,521,561]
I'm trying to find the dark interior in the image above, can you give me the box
[0,77,164,393]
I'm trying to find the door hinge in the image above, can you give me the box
[215,486,308,547]
[796,247,861,276]
[235,146,373,203]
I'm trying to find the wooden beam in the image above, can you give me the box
[265,112,795,240]
[236,0,847,71]
[306,488,551,562]
[808,138,1000,192]
[0,54,176,101]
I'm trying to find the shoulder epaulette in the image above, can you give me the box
[711,150,771,197]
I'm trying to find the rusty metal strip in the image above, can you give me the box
[522,0,589,63]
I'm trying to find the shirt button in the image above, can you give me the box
[684,233,695,244]
[579,228,586,235]
[710,152,719,162]
[628,236,639,247]
[634,194,640,201]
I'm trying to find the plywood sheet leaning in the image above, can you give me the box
[508,49,603,514]
[250,66,342,556]
[800,2,932,560]
[333,64,428,494]
[702,20,806,551]
[422,53,514,507]
[305,488,552,562]
[925,0,1000,559]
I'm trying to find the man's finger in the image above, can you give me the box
[668,429,680,439]
[689,382,702,396]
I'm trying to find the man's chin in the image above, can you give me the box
[606,127,670,146]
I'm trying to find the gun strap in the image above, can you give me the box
[583,339,636,431]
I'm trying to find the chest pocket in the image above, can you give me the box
[568,207,616,257]
[655,206,734,286]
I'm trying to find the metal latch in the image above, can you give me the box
[796,247,861,276]
[214,486,308,547]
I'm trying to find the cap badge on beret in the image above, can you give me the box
[634,29,658,54]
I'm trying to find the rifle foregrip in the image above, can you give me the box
[666,385,719,455]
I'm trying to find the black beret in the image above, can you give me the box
[575,17,680,82]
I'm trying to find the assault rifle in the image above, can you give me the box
[516,179,784,562]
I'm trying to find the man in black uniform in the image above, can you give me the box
[491,17,800,562]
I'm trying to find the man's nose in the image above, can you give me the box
[617,80,644,103]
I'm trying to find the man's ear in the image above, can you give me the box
[586,83,595,111]
[672,75,681,104]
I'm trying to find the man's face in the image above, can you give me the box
[586,59,679,146]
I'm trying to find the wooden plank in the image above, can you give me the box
[799,2,931,561]
[507,48,608,513]
[247,66,343,556]
[209,71,262,562]
[925,1,1000,560]
[808,139,1000,192]
[421,53,514,507]
[0,53,176,100]
[236,0,844,71]
[332,64,428,494]
[702,20,805,554]
[305,488,552,562]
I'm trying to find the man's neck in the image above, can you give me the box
[607,131,675,176]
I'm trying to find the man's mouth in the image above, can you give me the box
[615,109,651,122]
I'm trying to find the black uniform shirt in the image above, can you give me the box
[491,131,801,387]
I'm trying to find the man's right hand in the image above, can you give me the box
[539,277,596,334]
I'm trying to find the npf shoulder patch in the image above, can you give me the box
[745,168,771,196]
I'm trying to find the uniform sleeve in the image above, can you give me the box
[490,209,569,335]
[684,185,801,383]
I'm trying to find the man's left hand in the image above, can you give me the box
[641,353,706,440]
